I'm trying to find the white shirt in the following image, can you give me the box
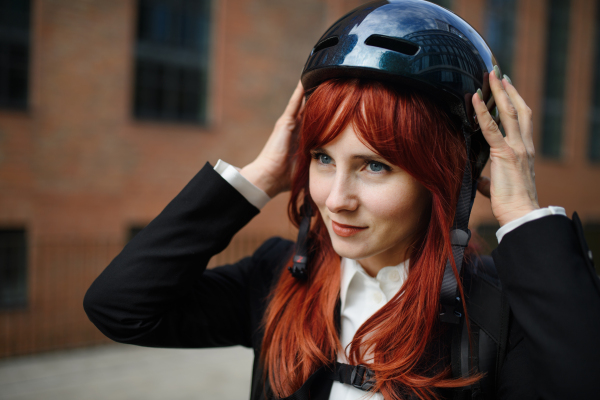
[331,257,409,400]
[213,159,566,399]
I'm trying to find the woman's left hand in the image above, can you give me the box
[472,66,540,227]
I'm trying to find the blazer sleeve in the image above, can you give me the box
[492,214,600,399]
[83,162,266,348]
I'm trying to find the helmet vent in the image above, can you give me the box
[312,37,339,54]
[365,34,419,56]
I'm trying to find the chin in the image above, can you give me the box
[329,236,370,260]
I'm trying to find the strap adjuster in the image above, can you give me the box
[350,365,375,391]
[288,255,308,279]
[450,229,471,247]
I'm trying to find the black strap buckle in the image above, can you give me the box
[289,255,308,279]
[440,295,463,324]
[350,365,375,391]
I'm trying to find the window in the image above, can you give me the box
[589,4,600,162]
[484,0,517,78]
[0,0,31,110]
[0,229,27,309]
[133,0,212,124]
[540,0,571,159]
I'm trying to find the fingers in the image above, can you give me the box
[473,87,506,150]
[283,80,305,119]
[473,70,540,225]
[502,77,535,155]
[473,68,536,156]
[488,68,523,147]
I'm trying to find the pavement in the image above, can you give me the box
[0,344,254,400]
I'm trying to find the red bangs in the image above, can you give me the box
[299,79,464,198]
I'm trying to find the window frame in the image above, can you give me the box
[0,228,28,310]
[132,0,213,125]
[588,1,600,163]
[540,0,572,160]
[0,0,32,111]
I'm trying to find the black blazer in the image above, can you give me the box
[84,163,600,399]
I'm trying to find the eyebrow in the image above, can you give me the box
[310,147,390,163]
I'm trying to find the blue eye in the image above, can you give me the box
[318,154,332,164]
[368,162,385,172]
[366,160,394,173]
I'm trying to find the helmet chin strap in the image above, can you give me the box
[290,200,313,280]
[439,127,474,324]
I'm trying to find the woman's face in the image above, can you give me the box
[309,124,431,276]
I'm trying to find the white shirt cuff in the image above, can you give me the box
[496,206,567,244]
[214,159,271,210]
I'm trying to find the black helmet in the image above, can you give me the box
[301,0,497,179]
[293,0,498,325]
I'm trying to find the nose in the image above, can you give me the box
[325,172,358,214]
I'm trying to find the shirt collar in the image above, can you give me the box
[339,257,409,312]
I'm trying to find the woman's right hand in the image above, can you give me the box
[240,80,305,198]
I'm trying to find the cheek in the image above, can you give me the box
[363,181,430,224]
[308,166,330,210]
[363,190,412,220]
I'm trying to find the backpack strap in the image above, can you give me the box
[451,255,510,399]
[450,313,471,400]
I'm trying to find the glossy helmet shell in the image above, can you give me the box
[301,0,497,178]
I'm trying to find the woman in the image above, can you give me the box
[84,1,600,399]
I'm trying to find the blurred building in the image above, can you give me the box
[0,0,599,357]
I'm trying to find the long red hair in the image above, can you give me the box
[261,79,479,399]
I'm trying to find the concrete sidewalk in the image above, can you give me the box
[0,344,254,400]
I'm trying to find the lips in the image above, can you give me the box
[331,220,367,237]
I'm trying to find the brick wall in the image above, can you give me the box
[1,0,599,357]
[0,0,372,357]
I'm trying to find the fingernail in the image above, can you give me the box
[503,74,512,85]
[493,65,501,79]
[477,88,483,101]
